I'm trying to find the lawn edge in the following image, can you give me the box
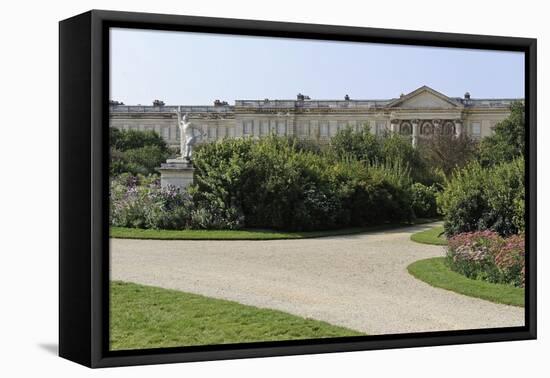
[110,280,364,350]
[407,257,524,307]
[410,226,447,246]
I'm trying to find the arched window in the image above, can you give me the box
[421,122,434,135]
[443,121,455,135]
[400,122,412,135]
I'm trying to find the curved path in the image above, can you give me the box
[110,222,524,335]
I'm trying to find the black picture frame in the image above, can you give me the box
[59,9,537,368]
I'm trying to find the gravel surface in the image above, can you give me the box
[110,222,524,335]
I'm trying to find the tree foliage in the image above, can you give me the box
[419,133,478,177]
[438,158,525,237]
[329,125,382,163]
[478,102,525,167]
[110,128,172,176]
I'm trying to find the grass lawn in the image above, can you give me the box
[407,257,524,307]
[410,225,447,245]
[110,281,363,350]
[110,218,438,240]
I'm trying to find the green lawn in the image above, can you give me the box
[410,226,447,245]
[111,219,438,240]
[407,257,524,307]
[110,281,363,351]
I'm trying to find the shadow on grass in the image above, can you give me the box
[110,218,442,241]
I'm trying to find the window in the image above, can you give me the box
[376,121,387,136]
[329,123,338,136]
[208,126,217,139]
[260,121,269,136]
[244,121,253,135]
[319,122,329,137]
[471,122,481,137]
[400,122,412,135]
[277,121,286,135]
[162,126,170,139]
[421,122,433,135]
[299,122,309,136]
[337,121,348,131]
[442,121,455,135]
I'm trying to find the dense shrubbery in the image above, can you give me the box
[478,102,525,167]
[435,103,526,288]
[438,158,524,237]
[446,231,525,287]
[410,183,439,218]
[382,134,439,185]
[192,136,415,231]
[329,125,382,163]
[110,174,243,230]
[110,128,172,176]
[110,105,525,241]
[330,128,437,185]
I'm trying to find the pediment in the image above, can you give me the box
[387,86,462,109]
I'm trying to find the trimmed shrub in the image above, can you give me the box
[438,158,524,236]
[446,231,525,287]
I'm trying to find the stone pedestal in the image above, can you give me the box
[159,158,195,191]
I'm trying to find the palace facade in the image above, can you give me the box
[109,86,521,148]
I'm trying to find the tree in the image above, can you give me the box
[110,128,170,153]
[419,133,478,177]
[381,134,434,185]
[478,102,525,167]
[329,125,382,163]
[110,128,172,176]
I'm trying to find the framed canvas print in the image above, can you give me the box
[59,10,537,368]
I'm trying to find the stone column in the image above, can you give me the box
[412,119,419,148]
[390,118,400,134]
[432,119,441,131]
[455,120,463,137]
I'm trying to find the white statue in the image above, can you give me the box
[178,112,204,161]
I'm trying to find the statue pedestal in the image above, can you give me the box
[159,158,195,191]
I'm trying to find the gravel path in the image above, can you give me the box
[110,223,524,335]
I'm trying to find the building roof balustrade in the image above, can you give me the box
[110,105,234,113]
[110,97,522,113]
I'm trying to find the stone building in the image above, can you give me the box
[109,86,521,148]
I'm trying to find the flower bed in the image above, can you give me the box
[446,231,525,287]
[110,173,243,230]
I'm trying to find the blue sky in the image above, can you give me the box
[110,28,525,105]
